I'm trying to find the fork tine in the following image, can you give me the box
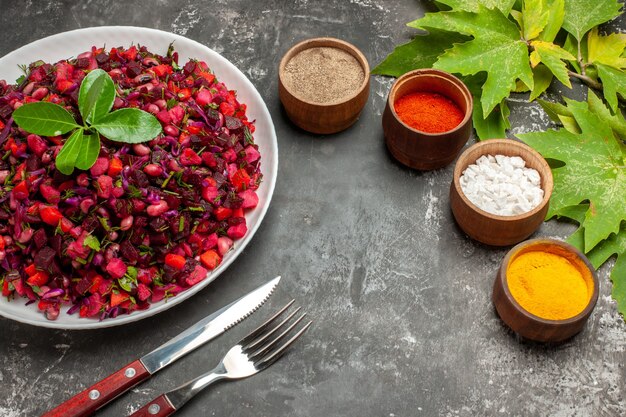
[248,312,307,361]
[239,299,296,346]
[244,306,302,351]
[254,320,312,369]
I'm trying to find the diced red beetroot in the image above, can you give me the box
[90,157,109,176]
[96,175,113,199]
[186,265,209,286]
[55,62,74,80]
[168,105,184,126]
[12,180,29,200]
[27,134,48,157]
[151,286,167,303]
[137,283,151,301]
[202,152,217,168]
[223,149,237,163]
[203,233,218,250]
[180,148,201,166]
[85,294,104,317]
[67,233,91,259]
[29,66,47,82]
[201,186,219,202]
[244,146,261,164]
[227,223,247,239]
[238,189,258,209]
[137,268,155,285]
[112,187,124,198]
[156,110,171,124]
[214,207,232,220]
[13,278,26,296]
[55,79,75,93]
[230,168,251,191]
[195,89,213,106]
[39,183,61,204]
[39,206,63,225]
[220,101,235,116]
[106,258,127,279]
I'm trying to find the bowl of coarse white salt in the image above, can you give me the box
[449,139,553,246]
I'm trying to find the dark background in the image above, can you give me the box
[0,1,624,416]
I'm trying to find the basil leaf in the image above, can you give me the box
[92,108,162,143]
[75,131,101,170]
[78,69,115,124]
[55,129,83,175]
[12,102,79,136]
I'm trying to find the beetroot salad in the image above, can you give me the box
[0,45,262,320]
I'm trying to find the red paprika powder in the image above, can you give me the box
[394,92,464,133]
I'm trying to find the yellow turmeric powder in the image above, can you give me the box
[507,250,592,320]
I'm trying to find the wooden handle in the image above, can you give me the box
[41,359,150,417]
[128,394,176,417]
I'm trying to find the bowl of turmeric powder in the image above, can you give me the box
[382,69,473,170]
[493,238,599,343]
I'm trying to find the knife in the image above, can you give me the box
[41,276,281,417]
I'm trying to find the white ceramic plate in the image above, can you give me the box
[0,27,278,329]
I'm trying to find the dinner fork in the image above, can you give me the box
[128,301,312,416]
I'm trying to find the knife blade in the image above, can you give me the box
[41,276,281,417]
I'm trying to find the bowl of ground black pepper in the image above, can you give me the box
[279,37,370,134]
[493,238,599,343]
[382,69,473,170]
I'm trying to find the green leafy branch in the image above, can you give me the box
[12,69,162,174]
[372,0,624,140]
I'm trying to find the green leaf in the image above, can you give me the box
[538,0,564,42]
[55,129,83,175]
[75,132,100,170]
[530,41,575,87]
[436,0,516,14]
[557,114,581,134]
[596,63,626,113]
[587,90,626,140]
[12,102,79,136]
[537,98,573,123]
[472,99,510,140]
[371,29,469,76]
[529,64,553,101]
[586,223,626,318]
[562,0,622,41]
[521,0,549,41]
[92,108,162,144]
[411,5,533,115]
[587,27,626,69]
[518,98,626,252]
[78,69,116,124]
[83,234,101,251]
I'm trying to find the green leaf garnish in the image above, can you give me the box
[55,129,84,175]
[92,108,163,143]
[83,234,101,251]
[75,132,100,170]
[12,102,79,136]
[78,69,115,124]
[12,67,162,174]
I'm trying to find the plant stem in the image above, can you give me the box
[568,71,602,90]
[577,38,585,76]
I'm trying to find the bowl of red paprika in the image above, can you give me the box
[382,69,473,170]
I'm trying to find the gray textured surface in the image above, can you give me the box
[0,1,625,416]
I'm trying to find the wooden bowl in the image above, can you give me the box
[278,37,370,134]
[450,139,553,246]
[493,239,599,343]
[382,69,473,170]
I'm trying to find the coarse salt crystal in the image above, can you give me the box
[460,154,544,216]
